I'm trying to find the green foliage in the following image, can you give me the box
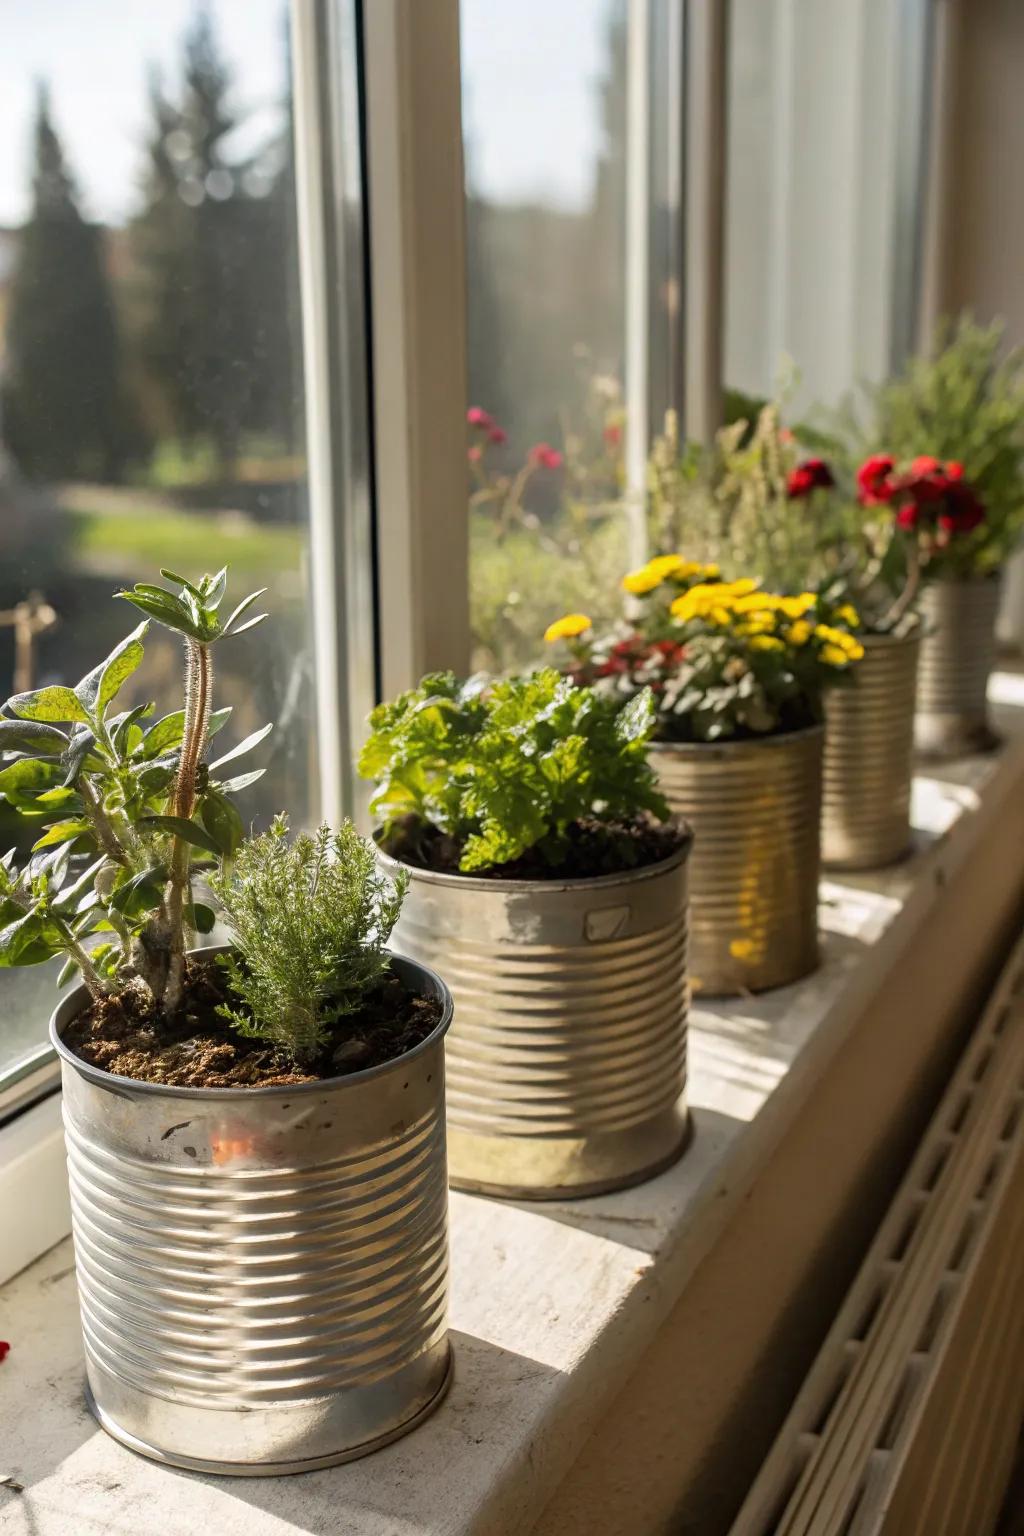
[359,670,669,873]
[0,568,270,1008]
[211,817,407,1065]
[851,315,1024,573]
[1,82,143,481]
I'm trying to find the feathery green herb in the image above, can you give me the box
[211,817,407,1063]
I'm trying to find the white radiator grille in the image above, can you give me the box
[730,931,1024,1536]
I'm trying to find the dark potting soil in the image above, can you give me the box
[379,814,688,881]
[62,954,443,1089]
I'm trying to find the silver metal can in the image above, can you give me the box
[822,628,921,870]
[380,843,691,1199]
[651,727,823,996]
[915,575,1002,758]
[50,951,453,1477]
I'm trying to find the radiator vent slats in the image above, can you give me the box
[730,930,1024,1536]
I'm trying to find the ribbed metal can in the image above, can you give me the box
[915,575,1002,758]
[650,727,823,996]
[379,843,691,1200]
[822,629,921,871]
[50,952,453,1477]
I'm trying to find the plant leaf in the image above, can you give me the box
[31,819,92,851]
[216,768,265,795]
[0,720,69,754]
[208,722,273,771]
[222,613,267,637]
[138,814,222,855]
[222,588,267,634]
[200,789,245,857]
[6,685,90,725]
[185,901,217,934]
[73,621,148,725]
[115,588,205,641]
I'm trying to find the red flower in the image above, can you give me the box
[0,1342,9,1364]
[467,406,494,430]
[467,445,483,464]
[487,425,507,445]
[939,482,986,534]
[895,501,920,531]
[857,454,897,505]
[787,458,835,499]
[603,423,622,450]
[529,443,563,470]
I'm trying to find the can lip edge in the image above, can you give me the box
[648,721,825,759]
[49,945,454,1101]
[375,832,692,895]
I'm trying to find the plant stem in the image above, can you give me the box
[78,777,130,866]
[879,539,921,633]
[163,638,212,1012]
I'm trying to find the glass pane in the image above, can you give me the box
[462,0,639,672]
[723,0,932,417]
[0,2,315,1080]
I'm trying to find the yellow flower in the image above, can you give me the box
[836,603,861,629]
[671,583,732,624]
[777,593,816,620]
[820,643,853,668]
[544,613,592,642]
[749,635,784,652]
[719,578,759,599]
[814,624,863,659]
[621,553,693,594]
[788,620,812,646]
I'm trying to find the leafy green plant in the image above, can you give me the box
[0,568,269,1011]
[359,669,669,873]
[210,817,407,1065]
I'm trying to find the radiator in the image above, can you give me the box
[730,928,1024,1536]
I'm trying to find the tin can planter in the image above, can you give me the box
[650,726,823,996]
[380,843,691,1200]
[915,575,1002,759]
[822,628,921,871]
[50,951,454,1477]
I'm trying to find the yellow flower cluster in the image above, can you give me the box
[667,578,865,670]
[621,554,720,596]
[543,612,592,643]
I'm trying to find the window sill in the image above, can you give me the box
[2,675,1023,1536]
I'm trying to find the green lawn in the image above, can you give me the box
[67,505,304,582]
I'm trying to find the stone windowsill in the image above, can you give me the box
[1,671,1023,1536]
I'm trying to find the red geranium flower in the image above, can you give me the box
[467,406,494,430]
[0,1341,10,1364]
[603,422,622,450]
[487,425,507,445]
[529,443,563,470]
[939,481,985,534]
[857,454,897,505]
[787,458,835,499]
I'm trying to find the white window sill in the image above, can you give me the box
[2,675,1023,1536]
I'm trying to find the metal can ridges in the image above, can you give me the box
[381,844,691,1198]
[823,629,921,870]
[52,951,454,1474]
[651,726,823,996]
[915,576,1002,758]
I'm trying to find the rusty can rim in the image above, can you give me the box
[374,827,692,896]
[648,720,825,761]
[49,946,454,1102]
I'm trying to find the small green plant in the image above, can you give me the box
[210,818,407,1065]
[359,669,669,873]
[0,568,269,1011]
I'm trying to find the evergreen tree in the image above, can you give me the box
[2,82,131,481]
[132,5,296,474]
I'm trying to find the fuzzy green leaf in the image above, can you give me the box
[6,685,90,725]
[0,719,69,754]
[31,819,92,851]
[138,814,222,855]
[73,621,148,725]
[208,722,273,772]
[200,790,245,857]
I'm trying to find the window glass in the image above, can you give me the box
[723,0,932,418]
[461,0,634,672]
[0,2,314,1079]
